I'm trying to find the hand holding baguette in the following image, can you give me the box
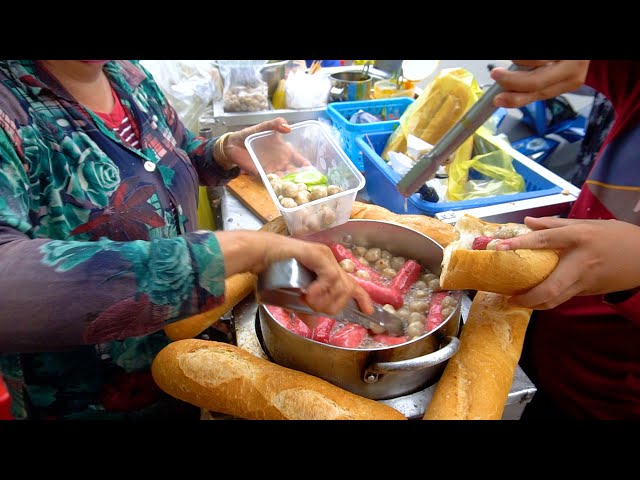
[439,214,559,295]
[423,291,533,420]
[152,339,406,420]
[494,216,640,310]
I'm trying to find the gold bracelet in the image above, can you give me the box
[214,132,235,170]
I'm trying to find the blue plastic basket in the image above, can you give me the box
[355,130,564,216]
[326,97,414,171]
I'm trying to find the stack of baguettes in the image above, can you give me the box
[154,203,546,420]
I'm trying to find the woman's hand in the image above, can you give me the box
[494,216,640,310]
[217,117,310,176]
[216,230,374,316]
[490,60,590,109]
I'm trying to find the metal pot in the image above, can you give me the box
[258,219,462,400]
[329,71,373,102]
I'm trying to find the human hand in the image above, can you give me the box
[217,231,374,316]
[494,216,640,310]
[490,60,590,109]
[220,117,310,176]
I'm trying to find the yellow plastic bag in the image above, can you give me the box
[445,127,526,201]
[381,68,483,160]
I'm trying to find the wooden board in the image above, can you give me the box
[227,174,280,223]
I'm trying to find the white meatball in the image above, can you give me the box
[339,259,355,273]
[280,197,297,208]
[374,258,391,271]
[356,256,370,267]
[413,281,428,290]
[408,312,424,324]
[395,308,411,320]
[381,268,397,279]
[355,270,371,280]
[409,300,430,313]
[421,273,438,283]
[407,321,425,337]
[353,246,367,257]
[441,306,455,319]
[327,185,342,196]
[441,295,458,309]
[382,304,396,314]
[294,190,311,205]
[320,207,335,226]
[390,256,406,271]
[428,278,442,292]
[281,181,299,198]
[309,185,328,200]
[364,248,382,263]
[414,289,429,298]
[266,173,280,183]
[271,182,282,196]
[381,250,393,260]
[369,323,385,335]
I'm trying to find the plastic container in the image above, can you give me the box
[326,97,414,171]
[373,79,416,99]
[355,130,564,216]
[246,120,365,236]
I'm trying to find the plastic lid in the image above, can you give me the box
[401,60,440,82]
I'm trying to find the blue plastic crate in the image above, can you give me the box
[355,130,564,216]
[327,97,414,171]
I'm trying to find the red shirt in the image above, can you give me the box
[93,86,141,149]
[530,61,640,419]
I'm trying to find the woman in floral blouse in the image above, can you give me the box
[0,60,372,419]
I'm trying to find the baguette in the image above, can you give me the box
[152,339,406,420]
[440,214,559,295]
[350,201,455,248]
[423,291,533,420]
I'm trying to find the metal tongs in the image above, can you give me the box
[256,258,406,337]
[396,63,531,197]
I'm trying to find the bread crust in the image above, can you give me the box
[350,201,455,248]
[440,215,559,295]
[152,339,407,420]
[423,292,532,420]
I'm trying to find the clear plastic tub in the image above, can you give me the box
[245,120,366,236]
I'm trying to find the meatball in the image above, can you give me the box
[409,300,430,313]
[280,181,299,198]
[355,270,371,280]
[280,197,297,208]
[407,321,425,337]
[339,259,355,273]
[294,190,311,205]
[327,185,342,196]
[353,246,367,257]
[441,306,455,319]
[309,185,328,200]
[381,268,397,279]
[373,258,391,271]
[441,295,458,309]
[390,256,406,271]
[381,250,393,260]
[364,248,382,263]
[428,278,442,292]
[408,312,424,324]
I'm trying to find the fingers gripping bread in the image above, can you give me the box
[152,339,406,420]
[423,292,533,420]
[350,201,456,248]
[440,215,559,295]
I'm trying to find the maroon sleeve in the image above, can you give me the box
[604,289,640,325]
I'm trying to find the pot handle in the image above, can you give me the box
[363,336,460,382]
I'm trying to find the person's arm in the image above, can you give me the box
[494,216,640,324]
[0,128,372,352]
[0,128,231,353]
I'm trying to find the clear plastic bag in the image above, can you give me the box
[285,69,331,109]
[140,60,220,134]
[217,60,269,112]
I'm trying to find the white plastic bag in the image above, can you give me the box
[140,60,220,134]
[285,70,331,109]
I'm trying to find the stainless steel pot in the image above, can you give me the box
[329,71,373,102]
[258,219,462,400]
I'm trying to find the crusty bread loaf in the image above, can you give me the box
[440,214,559,295]
[423,291,533,420]
[350,201,455,248]
[152,339,406,420]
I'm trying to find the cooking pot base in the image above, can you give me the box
[253,310,438,419]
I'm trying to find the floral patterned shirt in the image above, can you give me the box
[0,60,241,419]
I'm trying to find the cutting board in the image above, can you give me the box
[227,174,280,223]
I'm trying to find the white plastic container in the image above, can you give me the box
[245,120,366,236]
